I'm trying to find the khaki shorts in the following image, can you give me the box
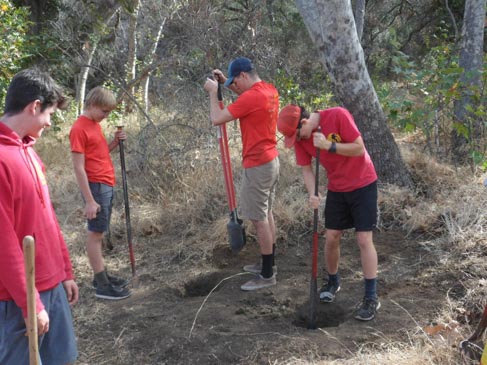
[239,157,279,221]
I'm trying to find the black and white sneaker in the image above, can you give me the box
[92,273,129,289]
[354,297,380,321]
[319,281,341,303]
[95,284,131,300]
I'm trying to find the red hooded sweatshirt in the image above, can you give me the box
[0,122,74,317]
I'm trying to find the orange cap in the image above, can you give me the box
[277,104,301,148]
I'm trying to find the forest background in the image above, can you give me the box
[1,0,487,364]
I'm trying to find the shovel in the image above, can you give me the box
[307,127,321,330]
[23,235,40,365]
[117,127,138,287]
[215,82,246,253]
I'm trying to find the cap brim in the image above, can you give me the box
[224,77,234,87]
[284,133,297,148]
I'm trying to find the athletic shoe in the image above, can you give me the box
[243,262,277,275]
[95,284,132,300]
[353,297,381,321]
[319,281,341,303]
[241,274,276,291]
[92,273,129,289]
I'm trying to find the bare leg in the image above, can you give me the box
[267,210,276,245]
[356,231,377,279]
[86,230,105,274]
[251,219,273,255]
[325,229,342,274]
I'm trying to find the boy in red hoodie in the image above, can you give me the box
[0,68,78,364]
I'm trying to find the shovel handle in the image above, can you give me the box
[23,235,39,365]
[308,127,321,330]
[117,126,137,277]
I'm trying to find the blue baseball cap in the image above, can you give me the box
[224,57,254,87]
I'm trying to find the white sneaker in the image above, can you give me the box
[241,274,276,291]
[243,262,277,275]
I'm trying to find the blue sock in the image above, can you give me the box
[365,278,377,299]
[327,272,340,286]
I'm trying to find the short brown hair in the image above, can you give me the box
[84,86,116,110]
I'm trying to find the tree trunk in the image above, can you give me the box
[125,0,141,112]
[353,0,365,41]
[144,18,165,113]
[451,0,486,163]
[78,41,98,114]
[295,0,412,188]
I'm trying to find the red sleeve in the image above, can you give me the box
[53,206,74,281]
[69,124,87,154]
[0,163,44,318]
[294,140,313,166]
[335,109,361,143]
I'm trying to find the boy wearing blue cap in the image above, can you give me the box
[204,57,280,291]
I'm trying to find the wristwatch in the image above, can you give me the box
[328,141,337,153]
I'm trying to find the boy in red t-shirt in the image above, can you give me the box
[278,104,380,321]
[70,87,131,300]
[204,57,280,291]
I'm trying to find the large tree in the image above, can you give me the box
[451,0,486,163]
[295,0,412,187]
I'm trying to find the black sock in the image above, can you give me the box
[261,254,273,278]
[94,271,109,286]
[272,244,276,266]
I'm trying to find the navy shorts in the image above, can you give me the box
[87,182,114,233]
[0,283,78,365]
[324,181,378,232]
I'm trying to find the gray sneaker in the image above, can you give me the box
[95,283,132,300]
[243,262,277,275]
[353,297,381,321]
[92,273,129,289]
[319,281,341,303]
[241,275,276,291]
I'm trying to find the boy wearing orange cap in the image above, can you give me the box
[277,104,379,321]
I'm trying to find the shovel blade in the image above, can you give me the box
[227,218,246,253]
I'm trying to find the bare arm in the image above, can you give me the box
[71,152,100,219]
[313,134,365,156]
[302,164,321,209]
[107,129,126,152]
[204,77,236,126]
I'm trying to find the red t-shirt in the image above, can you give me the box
[69,115,116,186]
[227,81,279,168]
[295,107,377,192]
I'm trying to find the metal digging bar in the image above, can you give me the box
[216,82,246,253]
[308,127,321,330]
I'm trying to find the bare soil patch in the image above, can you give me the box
[71,228,455,364]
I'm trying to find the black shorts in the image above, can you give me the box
[324,181,377,231]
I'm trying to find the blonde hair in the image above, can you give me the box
[84,86,116,110]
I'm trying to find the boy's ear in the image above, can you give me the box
[24,100,41,115]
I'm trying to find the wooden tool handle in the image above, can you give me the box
[23,235,39,365]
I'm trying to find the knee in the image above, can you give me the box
[325,231,341,248]
[356,233,374,251]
